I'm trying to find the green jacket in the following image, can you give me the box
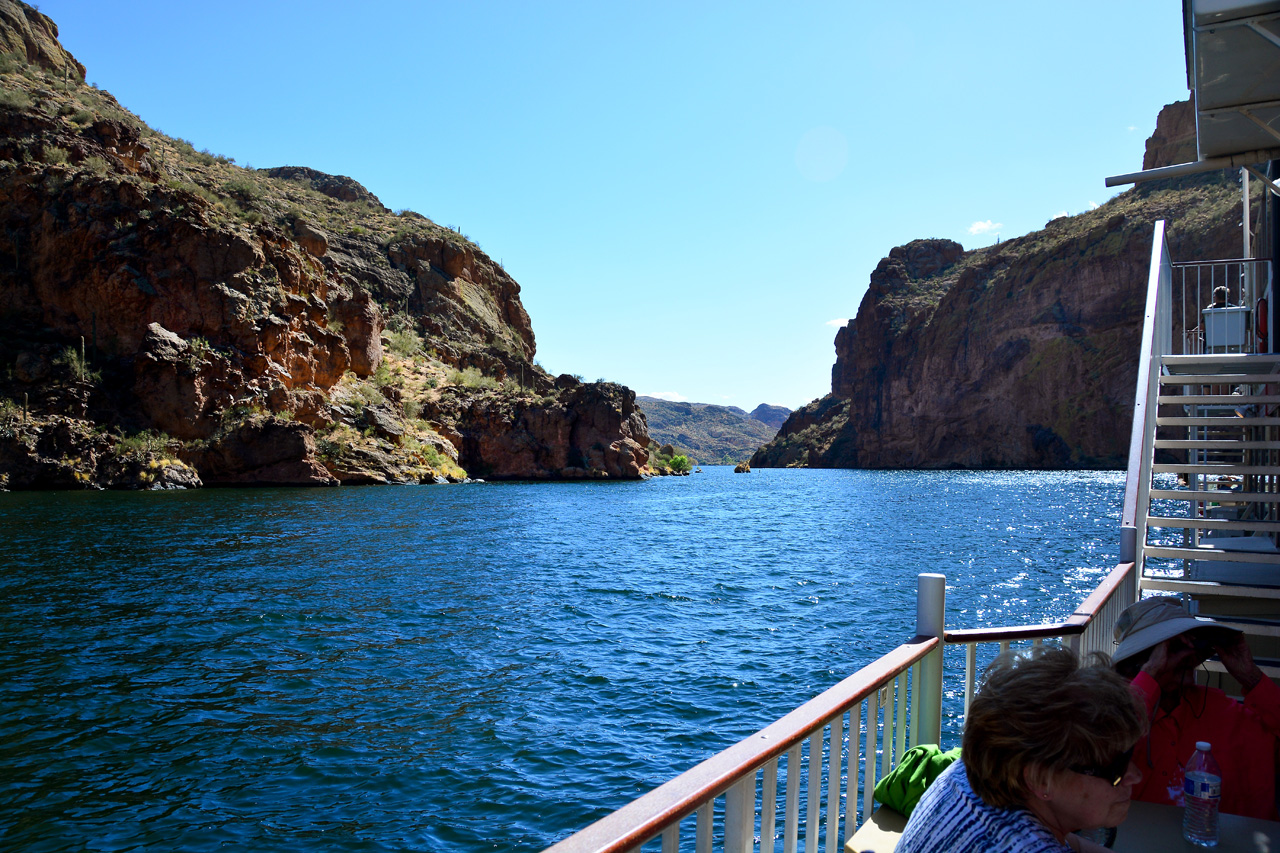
[873,744,962,816]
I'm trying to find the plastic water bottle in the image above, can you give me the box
[1182,741,1221,847]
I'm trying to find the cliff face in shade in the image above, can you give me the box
[0,0,647,489]
[753,101,1249,470]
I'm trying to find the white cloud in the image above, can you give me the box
[825,318,849,327]
[968,220,1002,235]
[1051,210,1068,220]
[643,391,688,402]
[1088,201,1100,210]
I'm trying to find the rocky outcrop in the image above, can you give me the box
[749,404,791,431]
[1144,100,1197,171]
[754,101,1246,470]
[0,0,648,488]
[183,417,337,486]
[265,166,388,208]
[424,382,650,479]
[0,1,81,78]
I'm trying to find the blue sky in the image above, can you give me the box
[38,1,1188,411]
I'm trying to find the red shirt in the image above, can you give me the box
[1130,670,1280,819]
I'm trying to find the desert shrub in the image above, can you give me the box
[116,430,171,457]
[42,146,70,165]
[53,345,100,383]
[446,366,498,390]
[403,399,422,420]
[669,454,692,474]
[70,108,93,124]
[316,423,359,459]
[185,336,211,370]
[0,89,30,110]
[221,176,260,200]
[82,155,110,174]
[373,361,397,388]
[385,328,423,358]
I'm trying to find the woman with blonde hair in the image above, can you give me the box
[897,646,1145,853]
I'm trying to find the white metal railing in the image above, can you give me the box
[543,629,938,853]
[1122,220,1175,577]
[946,561,1138,717]
[543,567,1138,853]
[1175,258,1274,355]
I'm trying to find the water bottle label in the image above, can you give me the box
[1184,774,1221,800]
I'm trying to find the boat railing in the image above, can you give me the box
[945,558,1138,716]
[1121,219,1174,578]
[543,563,1139,853]
[1174,257,1274,356]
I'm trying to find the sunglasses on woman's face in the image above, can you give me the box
[1070,745,1136,787]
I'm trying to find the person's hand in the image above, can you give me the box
[1214,632,1263,694]
[1140,637,1201,696]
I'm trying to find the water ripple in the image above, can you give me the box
[0,468,1123,852]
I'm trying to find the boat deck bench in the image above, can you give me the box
[845,805,907,853]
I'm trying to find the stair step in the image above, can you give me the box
[1152,464,1280,476]
[1154,440,1280,449]
[1210,617,1280,638]
[1140,577,1280,598]
[1201,659,1280,681]
[1144,546,1280,564]
[1162,353,1280,370]
[1160,374,1279,385]
[1150,489,1280,502]
[1156,417,1280,426]
[1159,395,1280,404]
[1146,516,1280,533]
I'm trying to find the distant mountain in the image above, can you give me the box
[636,397,790,465]
[749,404,790,430]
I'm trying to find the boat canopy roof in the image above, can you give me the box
[1107,0,1280,186]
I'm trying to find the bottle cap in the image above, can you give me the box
[1196,741,1211,751]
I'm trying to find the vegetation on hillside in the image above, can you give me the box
[636,397,786,465]
[0,33,570,487]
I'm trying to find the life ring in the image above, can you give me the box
[1257,297,1269,349]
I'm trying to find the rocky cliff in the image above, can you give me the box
[0,1,648,489]
[753,102,1248,469]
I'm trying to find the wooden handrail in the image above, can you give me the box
[544,636,940,853]
[943,562,1134,645]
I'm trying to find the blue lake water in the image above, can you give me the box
[0,467,1126,852]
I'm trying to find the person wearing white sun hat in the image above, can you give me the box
[1112,596,1280,819]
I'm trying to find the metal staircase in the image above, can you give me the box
[1131,307,1280,688]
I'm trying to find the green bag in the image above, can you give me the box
[872,744,962,816]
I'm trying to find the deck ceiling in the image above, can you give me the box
[1190,0,1280,159]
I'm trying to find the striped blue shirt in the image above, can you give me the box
[895,760,1070,853]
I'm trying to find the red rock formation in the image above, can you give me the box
[754,101,1247,470]
[425,381,650,479]
[0,0,649,488]
[1144,100,1198,171]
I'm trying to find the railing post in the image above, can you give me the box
[724,775,754,853]
[914,573,945,746]
[1120,525,1137,564]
